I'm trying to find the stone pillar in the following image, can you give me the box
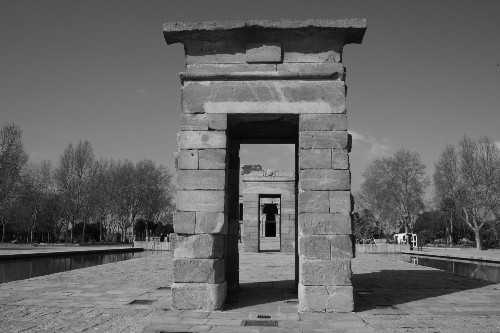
[172,114,228,310]
[298,111,354,312]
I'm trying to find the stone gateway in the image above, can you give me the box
[164,19,366,312]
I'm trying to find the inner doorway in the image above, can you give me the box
[259,195,281,251]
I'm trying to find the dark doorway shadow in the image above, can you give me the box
[353,268,493,312]
[225,280,297,311]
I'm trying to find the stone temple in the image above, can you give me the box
[164,19,366,312]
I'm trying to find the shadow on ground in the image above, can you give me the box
[224,280,297,311]
[353,268,493,312]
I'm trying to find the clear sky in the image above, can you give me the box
[1,0,499,195]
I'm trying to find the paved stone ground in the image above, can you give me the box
[1,251,500,332]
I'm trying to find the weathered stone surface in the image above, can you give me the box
[181,114,227,131]
[299,149,331,169]
[187,63,276,73]
[300,170,350,191]
[184,40,245,64]
[174,211,196,234]
[177,190,225,212]
[173,258,225,283]
[277,63,344,76]
[329,191,351,213]
[299,213,352,235]
[174,234,224,259]
[331,149,349,169]
[246,42,282,63]
[195,212,227,234]
[171,281,227,310]
[298,284,354,313]
[182,81,346,114]
[299,114,347,131]
[300,259,352,286]
[177,149,198,170]
[199,149,226,169]
[300,131,348,149]
[179,131,226,149]
[330,235,354,258]
[299,191,329,213]
[178,170,226,190]
[299,236,331,260]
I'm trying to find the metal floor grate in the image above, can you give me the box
[242,320,279,327]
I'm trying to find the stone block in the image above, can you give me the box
[177,190,225,212]
[178,150,198,170]
[299,213,352,235]
[244,245,259,253]
[299,149,331,169]
[181,114,227,131]
[199,149,226,170]
[173,259,225,283]
[187,63,275,73]
[243,211,258,221]
[178,170,226,190]
[298,284,354,313]
[246,42,282,63]
[281,206,296,215]
[300,259,352,286]
[277,62,344,75]
[174,234,224,259]
[329,191,351,213]
[300,170,350,191]
[299,114,347,131]
[182,81,345,114]
[195,212,227,234]
[331,149,349,169]
[282,32,343,63]
[179,131,226,149]
[330,235,354,258]
[299,236,331,260]
[298,191,329,213]
[174,211,196,234]
[300,131,348,149]
[184,39,245,65]
[171,281,227,310]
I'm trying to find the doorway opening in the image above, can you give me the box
[259,195,281,251]
[226,114,299,311]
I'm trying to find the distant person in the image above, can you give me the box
[160,233,165,242]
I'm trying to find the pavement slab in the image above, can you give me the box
[0,250,499,332]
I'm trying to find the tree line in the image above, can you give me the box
[356,136,500,250]
[0,123,174,243]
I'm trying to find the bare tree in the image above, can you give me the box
[0,123,28,242]
[361,149,430,233]
[434,145,459,245]
[19,161,54,242]
[55,141,95,242]
[455,136,500,249]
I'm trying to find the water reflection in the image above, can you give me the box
[0,251,152,284]
[411,256,500,283]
